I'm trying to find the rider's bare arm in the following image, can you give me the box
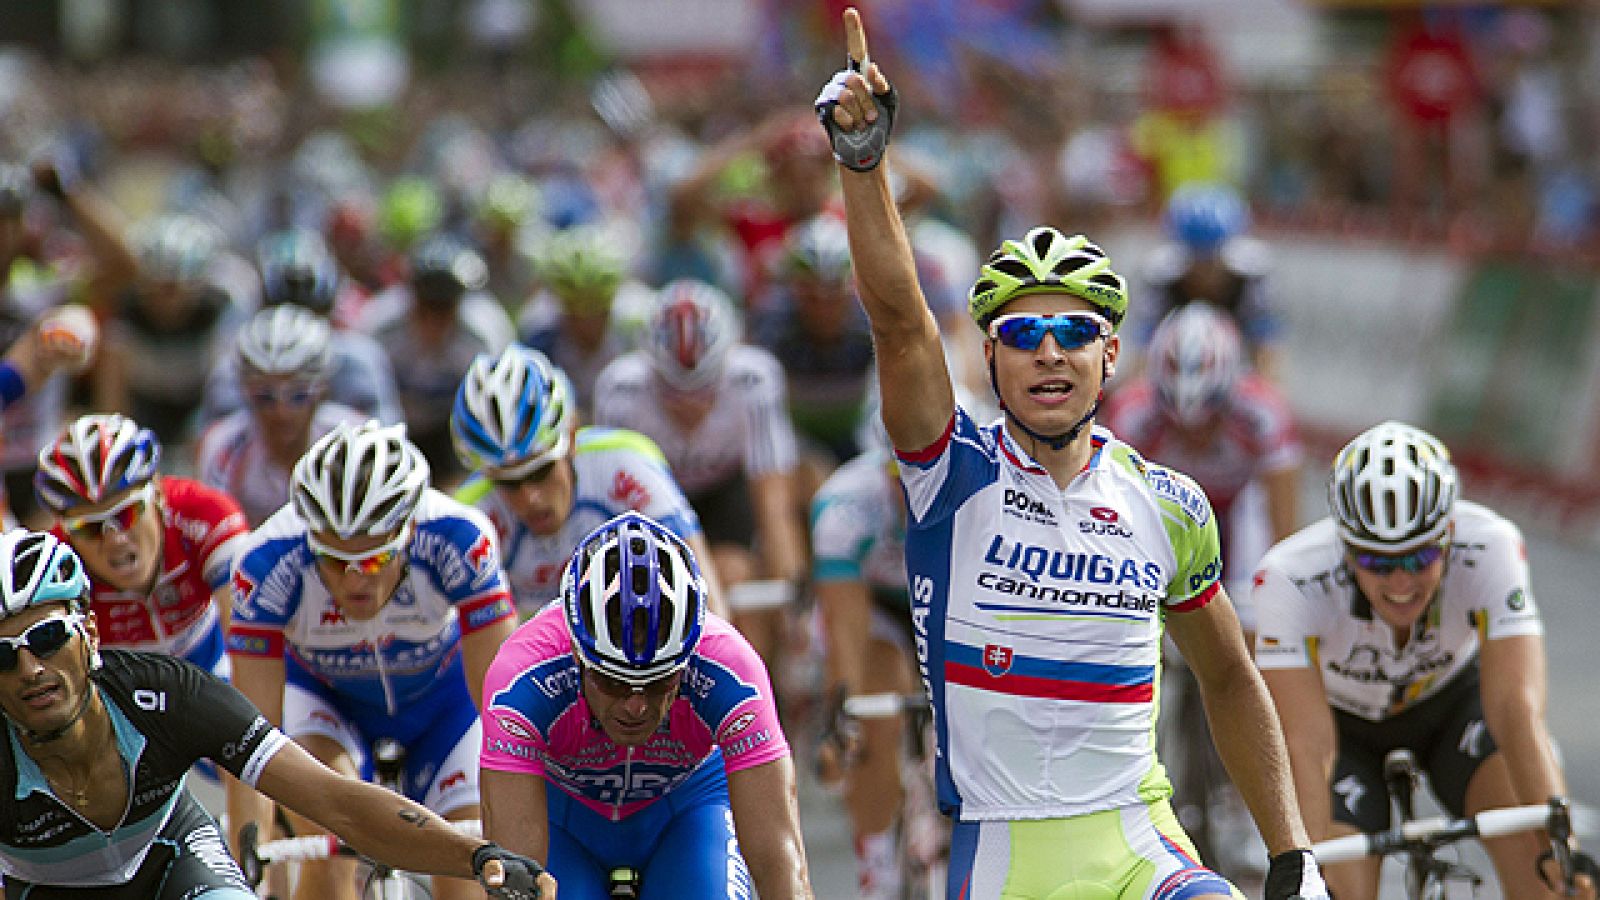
[1261,665,1340,842]
[462,615,519,712]
[748,470,805,584]
[481,767,552,863]
[1479,634,1568,805]
[1167,588,1313,855]
[728,757,814,900]
[827,9,953,454]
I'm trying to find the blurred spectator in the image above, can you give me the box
[1130,24,1245,203]
[0,157,136,524]
[1382,14,1490,229]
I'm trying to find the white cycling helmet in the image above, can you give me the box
[1329,421,1459,553]
[1147,302,1243,426]
[451,344,575,477]
[643,279,740,391]
[0,530,91,618]
[236,305,334,379]
[562,512,706,685]
[292,421,430,538]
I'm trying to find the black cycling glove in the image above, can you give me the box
[1265,848,1331,900]
[814,63,898,173]
[473,842,546,900]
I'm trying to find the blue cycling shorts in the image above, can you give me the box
[544,755,753,900]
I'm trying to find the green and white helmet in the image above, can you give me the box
[968,227,1128,330]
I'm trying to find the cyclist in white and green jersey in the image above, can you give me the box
[815,11,1327,899]
[450,343,725,616]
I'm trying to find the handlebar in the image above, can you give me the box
[1311,803,1553,864]
[842,692,931,719]
[239,819,484,886]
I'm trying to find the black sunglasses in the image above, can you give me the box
[0,615,82,672]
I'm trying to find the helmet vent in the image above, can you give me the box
[1090,272,1122,289]
[989,258,1033,281]
[1031,231,1053,258]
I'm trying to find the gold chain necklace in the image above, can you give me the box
[46,772,91,807]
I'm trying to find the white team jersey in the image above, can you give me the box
[810,450,906,595]
[228,489,516,716]
[592,346,798,494]
[899,411,1223,821]
[455,427,703,615]
[1253,501,1543,722]
[194,403,366,526]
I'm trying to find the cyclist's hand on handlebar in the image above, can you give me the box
[1265,849,1331,900]
[814,7,897,171]
[1539,848,1599,899]
[473,842,556,899]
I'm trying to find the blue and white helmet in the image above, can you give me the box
[451,344,575,477]
[0,530,90,618]
[562,513,706,685]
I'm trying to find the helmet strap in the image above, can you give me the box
[985,348,1104,453]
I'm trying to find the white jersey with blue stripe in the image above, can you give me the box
[455,427,704,615]
[898,409,1223,822]
[228,489,515,716]
[810,449,906,595]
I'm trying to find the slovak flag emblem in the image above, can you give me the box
[1090,506,1119,522]
[983,644,1013,677]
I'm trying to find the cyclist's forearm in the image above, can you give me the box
[838,161,927,333]
[1203,662,1313,853]
[730,759,815,899]
[1481,635,1568,804]
[318,778,484,878]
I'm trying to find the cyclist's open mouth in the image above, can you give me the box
[106,548,141,579]
[1028,380,1074,406]
[1384,594,1418,606]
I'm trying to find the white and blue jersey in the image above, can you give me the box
[228,489,516,719]
[898,410,1223,822]
[455,427,704,615]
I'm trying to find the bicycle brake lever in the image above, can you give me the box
[238,820,263,888]
[1539,796,1578,896]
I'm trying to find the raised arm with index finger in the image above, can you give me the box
[815,8,955,458]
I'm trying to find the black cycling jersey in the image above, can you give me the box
[1329,662,1496,834]
[1,649,288,893]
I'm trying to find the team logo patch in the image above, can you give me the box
[437,770,468,791]
[231,569,256,603]
[497,715,534,740]
[1090,506,1119,522]
[466,534,496,579]
[610,470,651,509]
[1507,588,1527,611]
[982,644,1013,677]
[719,711,758,740]
[1148,469,1211,526]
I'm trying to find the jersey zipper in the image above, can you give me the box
[368,618,398,716]
[613,746,634,822]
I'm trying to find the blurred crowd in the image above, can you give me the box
[1,1,1598,520]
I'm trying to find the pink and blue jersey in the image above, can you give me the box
[480,604,788,820]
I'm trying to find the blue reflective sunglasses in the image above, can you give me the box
[0,615,82,672]
[1349,541,1448,575]
[988,313,1109,352]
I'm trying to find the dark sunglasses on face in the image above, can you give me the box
[988,312,1110,352]
[585,666,682,700]
[1349,540,1449,576]
[246,382,320,409]
[0,615,82,672]
[61,485,153,540]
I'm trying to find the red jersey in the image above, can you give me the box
[54,477,249,659]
